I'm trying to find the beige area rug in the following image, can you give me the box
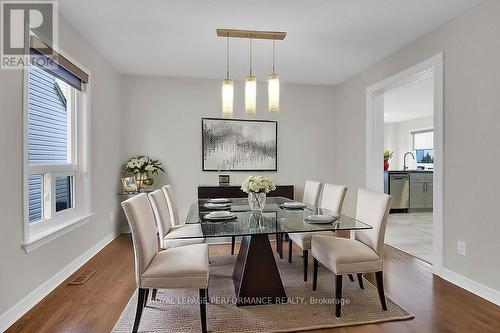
[113,255,413,332]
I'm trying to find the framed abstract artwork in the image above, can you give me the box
[202,118,277,171]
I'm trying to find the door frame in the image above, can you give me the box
[365,53,444,276]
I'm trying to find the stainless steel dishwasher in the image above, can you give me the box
[389,173,410,209]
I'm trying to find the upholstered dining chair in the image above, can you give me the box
[148,189,204,250]
[161,184,181,226]
[311,189,392,317]
[148,189,205,300]
[303,180,323,207]
[122,194,209,333]
[288,182,347,281]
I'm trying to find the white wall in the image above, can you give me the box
[330,0,500,292]
[384,116,433,170]
[0,15,123,320]
[120,76,336,221]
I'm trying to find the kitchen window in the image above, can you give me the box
[412,129,434,164]
[23,36,90,252]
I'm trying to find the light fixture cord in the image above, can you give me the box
[272,39,276,74]
[249,38,253,76]
[226,36,230,79]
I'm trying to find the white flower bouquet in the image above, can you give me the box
[123,156,166,175]
[241,176,276,194]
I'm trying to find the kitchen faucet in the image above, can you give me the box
[403,152,415,170]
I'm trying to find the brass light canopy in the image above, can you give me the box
[217,29,286,40]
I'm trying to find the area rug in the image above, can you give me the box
[113,254,413,332]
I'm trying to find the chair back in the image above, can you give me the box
[148,189,172,248]
[354,189,392,257]
[303,180,323,206]
[162,185,181,226]
[319,183,347,214]
[121,193,159,286]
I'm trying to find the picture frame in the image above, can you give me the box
[202,118,278,171]
[121,176,138,193]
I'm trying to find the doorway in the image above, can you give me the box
[365,54,443,274]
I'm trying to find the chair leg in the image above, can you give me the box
[279,233,284,259]
[144,288,149,306]
[334,274,343,317]
[356,273,364,289]
[288,239,293,263]
[312,258,318,291]
[206,287,210,303]
[231,236,235,255]
[151,288,158,300]
[375,271,387,311]
[199,289,207,333]
[276,233,284,259]
[348,274,355,282]
[303,250,308,282]
[133,288,146,333]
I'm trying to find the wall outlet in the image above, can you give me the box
[109,210,115,222]
[457,241,466,256]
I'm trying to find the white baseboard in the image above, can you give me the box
[0,232,120,332]
[441,268,500,306]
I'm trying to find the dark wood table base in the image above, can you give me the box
[232,234,287,306]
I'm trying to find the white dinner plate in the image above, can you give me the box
[305,214,337,223]
[207,198,230,203]
[204,212,236,220]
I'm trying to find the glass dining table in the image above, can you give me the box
[174,196,372,306]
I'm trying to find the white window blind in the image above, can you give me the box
[412,130,434,150]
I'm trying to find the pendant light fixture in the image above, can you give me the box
[245,38,257,115]
[216,29,286,116]
[268,39,280,112]
[222,36,234,116]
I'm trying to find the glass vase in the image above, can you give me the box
[248,192,266,212]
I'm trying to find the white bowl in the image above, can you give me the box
[207,198,229,203]
[207,211,233,218]
[283,201,307,208]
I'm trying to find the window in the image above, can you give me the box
[23,37,90,252]
[412,129,434,164]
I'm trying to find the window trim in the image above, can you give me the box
[22,50,91,253]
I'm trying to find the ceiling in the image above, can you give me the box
[384,76,434,123]
[59,0,482,85]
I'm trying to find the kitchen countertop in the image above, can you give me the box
[385,170,433,173]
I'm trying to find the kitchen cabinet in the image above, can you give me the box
[410,173,433,209]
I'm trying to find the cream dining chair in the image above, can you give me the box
[311,189,392,317]
[288,182,347,281]
[122,194,209,333]
[148,188,204,250]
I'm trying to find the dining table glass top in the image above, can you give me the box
[169,196,372,239]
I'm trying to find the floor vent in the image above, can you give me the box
[68,269,97,285]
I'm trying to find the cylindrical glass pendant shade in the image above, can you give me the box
[222,79,234,116]
[245,75,257,115]
[268,73,280,112]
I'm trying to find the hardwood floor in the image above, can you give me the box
[7,234,500,333]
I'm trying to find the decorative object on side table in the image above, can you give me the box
[218,161,230,186]
[121,176,138,193]
[384,151,394,171]
[241,176,276,212]
[122,155,166,190]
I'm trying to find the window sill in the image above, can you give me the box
[22,213,94,253]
